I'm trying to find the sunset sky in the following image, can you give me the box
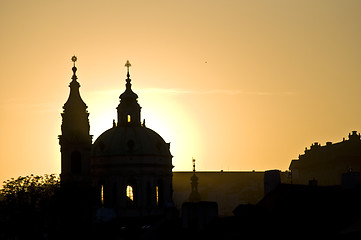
[1,0,361,185]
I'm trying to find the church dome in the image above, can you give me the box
[91,60,172,163]
[91,125,171,157]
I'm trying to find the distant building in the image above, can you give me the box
[289,131,361,185]
[187,159,201,203]
[173,171,291,216]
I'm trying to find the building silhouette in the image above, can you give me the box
[59,58,173,218]
[290,131,361,185]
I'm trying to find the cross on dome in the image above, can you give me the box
[125,60,131,69]
[125,60,131,78]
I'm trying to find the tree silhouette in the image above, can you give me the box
[0,174,60,239]
[1,174,59,206]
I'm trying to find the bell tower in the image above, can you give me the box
[59,56,92,188]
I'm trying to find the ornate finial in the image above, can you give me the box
[71,56,78,81]
[125,60,131,79]
[71,55,77,66]
[192,158,196,172]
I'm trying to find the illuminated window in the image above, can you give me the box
[100,185,104,206]
[126,185,134,201]
[156,186,159,206]
[127,115,131,123]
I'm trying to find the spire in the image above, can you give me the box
[60,56,91,141]
[189,158,201,202]
[59,56,92,189]
[71,55,78,81]
[119,60,138,99]
[120,60,138,100]
[117,60,141,126]
[63,56,87,111]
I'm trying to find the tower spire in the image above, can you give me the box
[59,56,92,188]
[189,158,201,202]
[63,56,86,111]
[71,56,78,81]
[61,55,90,137]
[117,60,141,126]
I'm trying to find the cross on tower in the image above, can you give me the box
[125,60,131,78]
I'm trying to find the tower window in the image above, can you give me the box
[126,185,134,201]
[127,115,131,123]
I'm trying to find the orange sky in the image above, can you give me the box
[1,0,361,185]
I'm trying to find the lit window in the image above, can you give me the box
[126,185,134,201]
[127,115,131,123]
[100,185,104,206]
[156,180,163,206]
[156,186,159,206]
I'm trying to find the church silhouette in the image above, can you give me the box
[59,57,173,218]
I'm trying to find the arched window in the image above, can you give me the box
[126,179,137,207]
[126,185,134,201]
[70,151,82,174]
[127,114,131,123]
